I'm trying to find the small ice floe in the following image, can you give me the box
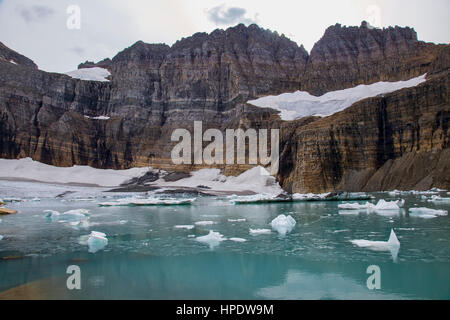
[249,228,272,235]
[228,218,246,222]
[87,231,108,253]
[230,193,288,204]
[228,237,247,242]
[292,193,331,201]
[270,214,296,236]
[98,197,195,206]
[174,225,195,230]
[194,221,216,226]
[44,209,90,222]
[350,229,400,261]
[408,208,448,219]
[196,231,226,249]
[427,195,450,203]
[338,210,362,216]
[339,199,404,212]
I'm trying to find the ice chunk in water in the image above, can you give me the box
[350,229,400,261]
[87,231,108,253]
[409,208,448,219]
[196,231,226,249]
[270,214,296,236]
[249,228,272,235]
[174,225,195,230]
[229,237,247,242]
[195,221,216,226]
[44,209,89,222]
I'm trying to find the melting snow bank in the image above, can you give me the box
[98,196,195,206]
[350,229,400,261]
[84,115,110,120]
[154,166,283,195]
[248,74,427,120]
[270,215,296,236]
[65,67,111,82]
[409,208,448,219]
[0,158,150,187]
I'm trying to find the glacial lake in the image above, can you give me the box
[0,180,449,299]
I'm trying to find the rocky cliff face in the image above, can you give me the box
[0,22,448,192]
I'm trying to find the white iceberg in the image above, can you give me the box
[196,231,226,249]
[409,208,448,219]
[228,218,246,222]
[338,203,370,210]
[350,229,400,261]
[292,193,331,201]
[249,228,272,235]
[230,193,287,204]
[228,237,247,242]
[154,166,284,195]
[248,74,426,120]
[44,209,90,222]
[87,231,108,253]
[174,225,195,230]
[98,196,195,206]
[270,214,296,236]
[194,221,216,226]
[427,195,450,203]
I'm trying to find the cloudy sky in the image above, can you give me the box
[0,0,448,73]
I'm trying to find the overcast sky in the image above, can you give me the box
[0,0,448,73]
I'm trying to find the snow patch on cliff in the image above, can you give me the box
[65,67,111,82]
[248,74,427,120]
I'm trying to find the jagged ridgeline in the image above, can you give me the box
[0,22,448,193]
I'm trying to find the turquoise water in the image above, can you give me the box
[1,182,449,299]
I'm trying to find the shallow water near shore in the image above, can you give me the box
[1,180,449,299]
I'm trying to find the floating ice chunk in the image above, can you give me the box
[338,210,362,215]
[230,193,287,204]
[270,214,296,236]
[373,199,401,210]
[409,208,448,219]
[174,225,195,230]
[249,228,272,235]
[229,237,247,242]
[338,203,369,210]
[98,197,195,206]
[194,221,216,226]
[87,231,108,253]
[350,229,400,261]
[44,209,89,222]
[427,195,450,203]
[228,218,246,222]
[196,231,226,249]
